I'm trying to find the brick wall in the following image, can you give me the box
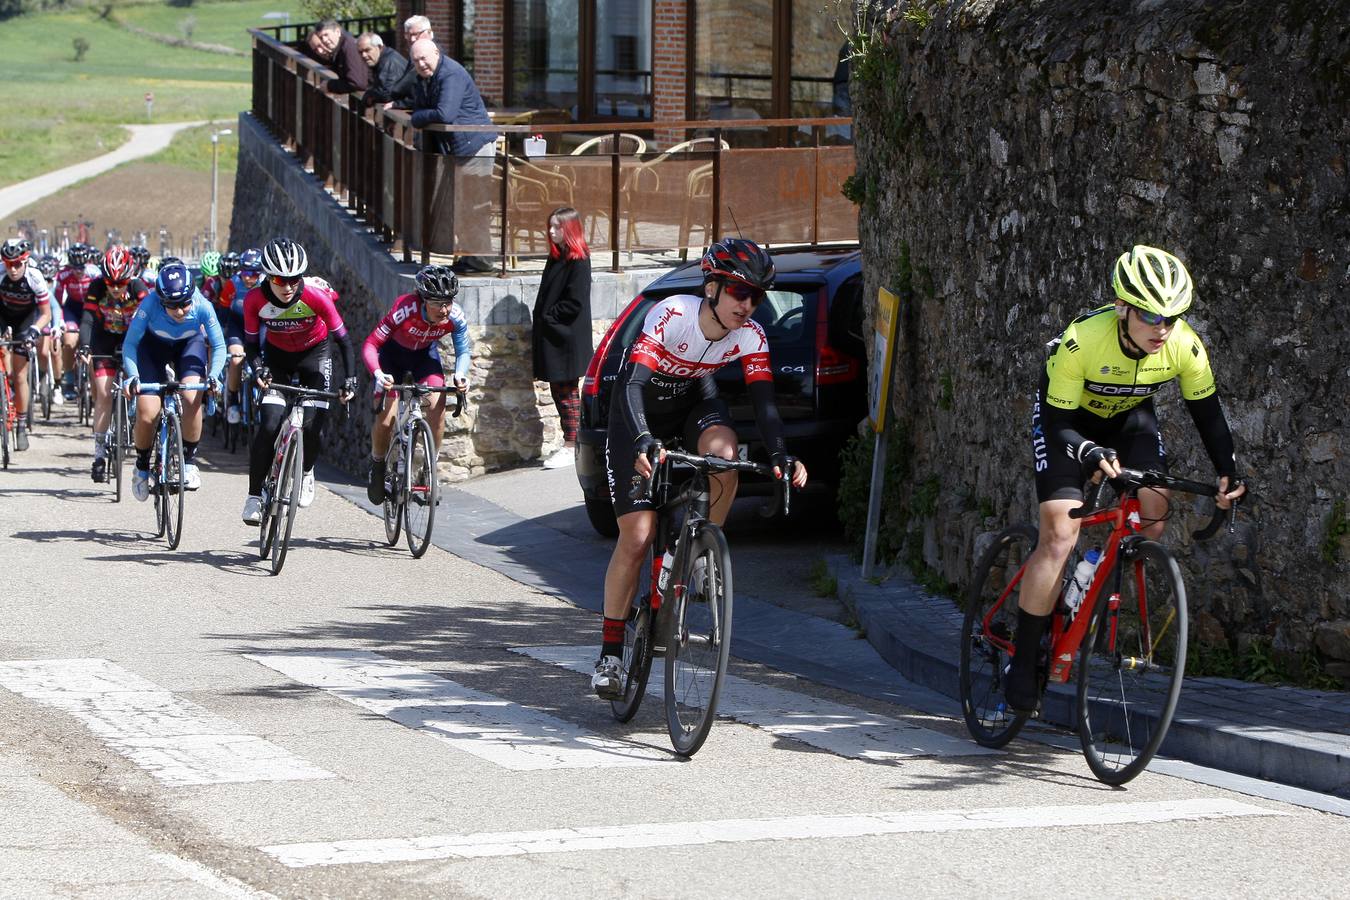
[472,0,504,106]
[652,0,688,143]
[396,1,457,55]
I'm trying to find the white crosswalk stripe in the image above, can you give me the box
[245,650,672,771]
[0,659,334,786]
[260,797,1283,867]
[513,645,996,761]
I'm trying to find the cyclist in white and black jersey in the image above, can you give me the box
[592,238,809,697]
[0,237,52,451]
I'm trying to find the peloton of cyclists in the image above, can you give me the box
[54,243,100,402]
[1007,244,1248,713]
[218,248,264,426]
[0,237,52,452]
[362,264,472,504]
[591,237,808,698]
[121,259,227,499]
[79,246,151,482]
[240,238,357,524]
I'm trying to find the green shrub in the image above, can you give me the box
[71,35,89,60]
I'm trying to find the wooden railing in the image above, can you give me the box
[249,29,856,273]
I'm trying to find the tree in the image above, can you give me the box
[72,36,90,62]
[299,1,395,20]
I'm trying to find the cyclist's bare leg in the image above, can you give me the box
[133,395,162,452]
[371,393,399,458]
[61,329,78,375]
[11,353,30,416]
[91,373,114,434]
[698,424,739,525]
[227,346,244,394]
[425,392,447,452]
[1138,487,1170,540]
[1018,498,1082,616]
[37,334,54,377]
[179,375,204,442]
[603,509,656,620]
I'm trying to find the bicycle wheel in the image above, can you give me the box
[161,414,186,550]
[81,364,92,426]
[611,543,658,723]
[111,401,124,502]
[959,524,1037,748]
[271,431,303,575]
[382,444,403,546]
[1076,539,1188,785]
[39,369,51,421]
[403,418,438,558]
[0,384,10,470]
[665,523,733,756]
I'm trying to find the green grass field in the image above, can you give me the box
[0,0,305,187]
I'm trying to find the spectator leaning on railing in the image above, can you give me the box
[356,32,409,108]
[316,18,371,94]
[302,29,332,65]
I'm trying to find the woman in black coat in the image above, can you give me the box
[532,207,593,468]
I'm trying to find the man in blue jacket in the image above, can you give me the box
[404,38,498,273]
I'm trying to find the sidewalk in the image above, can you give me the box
[829,554,1350,799]
[0,120,206,221]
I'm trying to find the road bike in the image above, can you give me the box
[135,366,211,550]
[101,350,134,502]
[257,381,342,575]
[612,444,793,756]
[379,381,465,558]
[959,468,1235,784]
[223,358,259,454]
[35,325,58,422]
[0,328,23,469]
[76,352,93,426]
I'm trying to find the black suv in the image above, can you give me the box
[575,246,867,537]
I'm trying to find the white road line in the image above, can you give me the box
[0,659,334,787]
[261,798,1283,867]
[151,853,282,900]
[513,645,995,761]
[245,650,671,771]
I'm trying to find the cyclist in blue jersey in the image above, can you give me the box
[217,248,263,424]
[121,260,226,500]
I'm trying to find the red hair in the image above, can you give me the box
[548,207,590,261]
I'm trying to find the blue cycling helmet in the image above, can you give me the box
[238,248,263,274]
[156,261,194,304]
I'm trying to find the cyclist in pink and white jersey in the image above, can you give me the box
[362,264,472,504]
[239,238,356,524]
[591,238,808,698]
[54,244,100,400]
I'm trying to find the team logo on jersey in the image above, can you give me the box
[651,305,680,338]
[1099,366,1110,374]
[677,341,688,352]
[1065,338,1080,353]
[721,344,740,361]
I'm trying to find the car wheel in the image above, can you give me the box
[584,489,619,538]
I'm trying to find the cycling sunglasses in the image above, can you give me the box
[106,279,131,290]
[1133,308,1180,328]
[269,274,302,288]
[160,296,193,310]
[720,281,765,305]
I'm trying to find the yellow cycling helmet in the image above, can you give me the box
[1111,245,1193,317]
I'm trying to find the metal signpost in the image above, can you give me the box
[861,286,901,579]
[145,92,154,122]
[209,127,233,251]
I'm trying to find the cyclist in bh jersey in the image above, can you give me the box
[0,237,52,451]
[218,248,264,425]
[121,260,226,500]
[55,243,100,400]
[363,264,471,504]
[1007,245,1247,712]
[240,238,357,524]
[591,238,808,697]
[198,251,223,306]
[80,247,150,482]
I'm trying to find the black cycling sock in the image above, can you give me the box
[602,616,626,658]
[183,440,198,463]
[1006,608,1051,710]
[135,448,151,471]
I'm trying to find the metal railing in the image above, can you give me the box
[249,29,856,273]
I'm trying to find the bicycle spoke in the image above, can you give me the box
[665,526,733,756]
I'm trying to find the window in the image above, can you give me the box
[692,0,774,121]
[594,1,652,119]
[510,0,580,113]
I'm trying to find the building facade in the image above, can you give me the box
[395,1,849,125]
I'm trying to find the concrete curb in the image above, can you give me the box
[829,554,1350,799]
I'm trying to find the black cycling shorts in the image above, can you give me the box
[1032,388,1167,503]
[605,393,734,518]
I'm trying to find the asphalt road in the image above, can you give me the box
[2,407,1347,899]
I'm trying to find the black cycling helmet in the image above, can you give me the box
[415,264,459,301]
[1,237,32,262]
[700,237,774,293]
[36,253,60,280]
[219,251,241,279]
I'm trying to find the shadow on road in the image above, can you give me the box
[11,527,151,546]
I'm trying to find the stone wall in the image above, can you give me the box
[851,2,1350,672]
[229,112,668,482]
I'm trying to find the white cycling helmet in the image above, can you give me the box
[260,238,308,278]
[1111,245,1193,318]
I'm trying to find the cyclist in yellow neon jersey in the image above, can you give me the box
[1009,245,1247,712]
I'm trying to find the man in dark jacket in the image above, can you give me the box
[357,33,409,107]
[405,39,494,157]
[317,19,371,94]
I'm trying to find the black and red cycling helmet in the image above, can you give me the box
[700,237,774,292]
